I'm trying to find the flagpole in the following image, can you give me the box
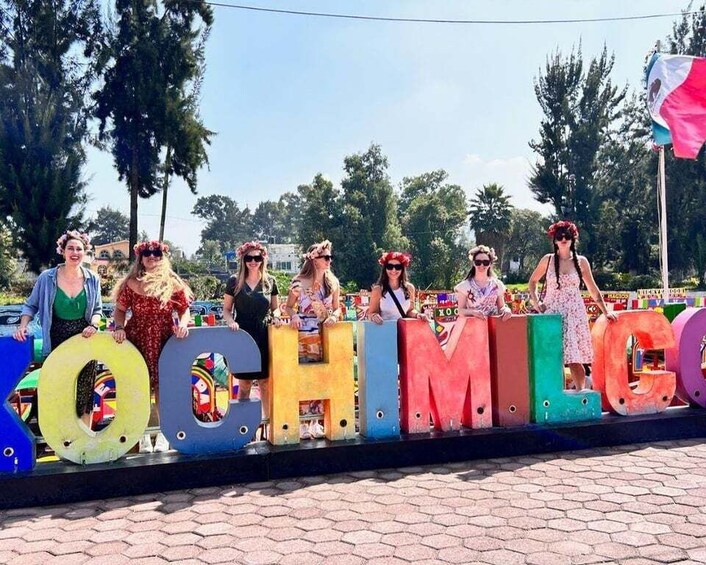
[658,146,669,304]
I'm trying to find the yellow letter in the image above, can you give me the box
[269,324,355,445]
[39,334,150,464]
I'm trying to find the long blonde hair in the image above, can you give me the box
[232,245,271,296]
[292,240,339,297]
[112,254,194,307]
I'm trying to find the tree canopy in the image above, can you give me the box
[0,0,100,272]
[94,0,213,252]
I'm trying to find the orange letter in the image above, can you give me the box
[592,311,676,415]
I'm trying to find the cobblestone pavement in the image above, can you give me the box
[2,439,706,565]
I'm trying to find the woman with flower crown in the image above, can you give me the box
[14,230,102,429]
[528,221,616,390]
[367,251,427,323]
[455,245,512,322]
[223,241,279,419]
[281,239,341,439]
[112,240,193,453]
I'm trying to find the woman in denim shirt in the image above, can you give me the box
[14,230,102,428]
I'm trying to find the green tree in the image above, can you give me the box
[338,144,406,287]
[529,45,625,259]
[296,174,342,257]
[191,195,253,252]
[277,191,303,243]
[504,209,549,275]
[88,206,129,245]
[95,0,214,252]
[197,239,223,270]
[400,170,468,289]
[158,24,213,241]
[252,200,286,242]
[593,94,657,274]
[0,0,100,272]
[468,183,514,266]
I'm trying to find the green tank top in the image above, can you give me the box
[54,287,87,320]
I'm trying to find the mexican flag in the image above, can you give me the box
[646,53,706,159]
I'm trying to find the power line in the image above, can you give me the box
[202,2,701,26]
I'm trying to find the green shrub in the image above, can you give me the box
[626,274,661,291]
[189,275,222,300]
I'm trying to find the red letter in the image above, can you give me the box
[399,318,491,433]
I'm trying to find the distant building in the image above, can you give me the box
[90,240,130,279]
[224,243,301,274]
[268,243,300,274]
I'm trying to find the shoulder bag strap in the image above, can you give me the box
[386,286,408,319]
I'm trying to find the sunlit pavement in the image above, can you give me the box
[2,439,706,565]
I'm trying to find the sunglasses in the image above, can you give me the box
[244,255,264,263]
[142,249,163,258]
[474,259,491,267]
[317,255,333,261]
[555,234,573,241]
[385,264,403,271]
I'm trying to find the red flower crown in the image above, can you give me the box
[133,240,169,257]
[378,251,412,267]
[236,241,268,259]
[547,220,579,239]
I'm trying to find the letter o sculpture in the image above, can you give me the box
[39,334,150,464]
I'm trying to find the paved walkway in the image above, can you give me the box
[2,439,706,564]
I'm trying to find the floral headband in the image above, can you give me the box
[547,220,579,239]
[468,245,497,263]
[56,230,91,255]
[378,251,411,267]
[236,241,268,259]
[133,240,169,257]
[304,240,332,260]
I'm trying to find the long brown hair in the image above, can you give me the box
[292,240,339,297]
[232,246,271,296]
[112,253,193,306]
[375,264,411,300]
[464,245,498,280]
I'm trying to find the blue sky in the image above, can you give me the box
[84,0,695,255]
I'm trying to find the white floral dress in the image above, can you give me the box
[454,278,501,316]
[543,258,593,364]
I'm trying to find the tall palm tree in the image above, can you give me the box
[468,183,514,269]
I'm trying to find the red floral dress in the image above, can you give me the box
[117,285,191,387]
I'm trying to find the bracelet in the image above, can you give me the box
[90,324,99,330]
[114,325,124,331]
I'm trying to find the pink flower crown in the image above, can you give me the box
[547,220,579,239]
[56,230,91,255]
[236,241,268,259]
[378,251,411,267]
[133,240,169,257]
[304,240,332,260]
